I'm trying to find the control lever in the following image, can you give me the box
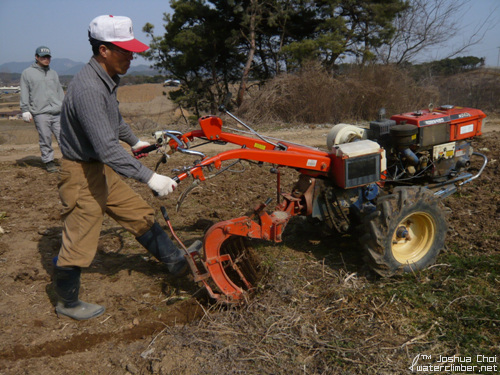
[218,93,281,149]
[167,132,206,158]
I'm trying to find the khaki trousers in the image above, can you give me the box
[57,158,155,267]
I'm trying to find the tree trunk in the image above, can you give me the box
[237,1,257,107]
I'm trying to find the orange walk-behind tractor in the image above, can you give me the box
[135,104,487,303]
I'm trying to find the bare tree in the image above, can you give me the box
[237,0,260,107]
[377,0,496,64]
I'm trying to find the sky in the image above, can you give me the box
[0,0,172,67]
[0,0,499,67]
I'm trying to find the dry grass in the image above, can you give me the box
[117,83,167,103]
[238,65,500,128]
[117,84,195,134]
[433,68,500,114]
[0,119,40,145]
[141,235,499,374]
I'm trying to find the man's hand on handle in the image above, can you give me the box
[131,140,152,159]
[147,173,178,196]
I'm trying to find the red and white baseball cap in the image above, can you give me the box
[89,15,149,53]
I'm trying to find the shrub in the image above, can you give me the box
[239,63,439,125]
[433,69,500,114]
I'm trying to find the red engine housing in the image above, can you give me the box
[390,105,486,146]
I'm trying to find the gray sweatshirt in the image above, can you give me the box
[20,62,64,115]
[60,57,153,183]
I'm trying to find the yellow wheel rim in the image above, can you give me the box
[391,212,436,264]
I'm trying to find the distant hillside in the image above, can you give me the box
[0,58,160,76]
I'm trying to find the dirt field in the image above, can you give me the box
[0,86,499,374]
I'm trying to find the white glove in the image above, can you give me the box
[131,140,150,151]
[132,140,152,159]
[22,112,33,122]
[147,173,178,197]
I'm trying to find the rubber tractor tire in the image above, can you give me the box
[359,186,449,277]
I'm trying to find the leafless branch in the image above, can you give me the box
[377,0,497,64]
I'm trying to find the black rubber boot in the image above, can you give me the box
[53,265,105,321]
[136,222,189,276]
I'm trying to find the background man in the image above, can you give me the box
[54,15,200,321]
[20,46,64,173]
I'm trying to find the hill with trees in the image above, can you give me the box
[141,0,492,118]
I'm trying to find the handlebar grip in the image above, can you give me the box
[152,176,180,197]
[133,144,159,156]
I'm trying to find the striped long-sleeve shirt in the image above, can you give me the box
[60,57,153,183]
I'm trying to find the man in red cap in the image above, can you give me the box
[54,15,200,321]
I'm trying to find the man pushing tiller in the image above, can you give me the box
[54,15,200,320]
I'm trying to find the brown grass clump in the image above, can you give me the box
[433,68,500,114]
[239,64,439,125]
[337,65,438,120]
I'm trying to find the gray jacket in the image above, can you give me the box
[60,57,153,183]
[20,62,64,115]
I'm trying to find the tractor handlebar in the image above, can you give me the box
[135,143,158,155]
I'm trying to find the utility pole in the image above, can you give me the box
[497,47,500,67]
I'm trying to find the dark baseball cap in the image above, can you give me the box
[36,46,51,56]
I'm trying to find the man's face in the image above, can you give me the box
[104,45,134,76]
[36,55,51,67]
